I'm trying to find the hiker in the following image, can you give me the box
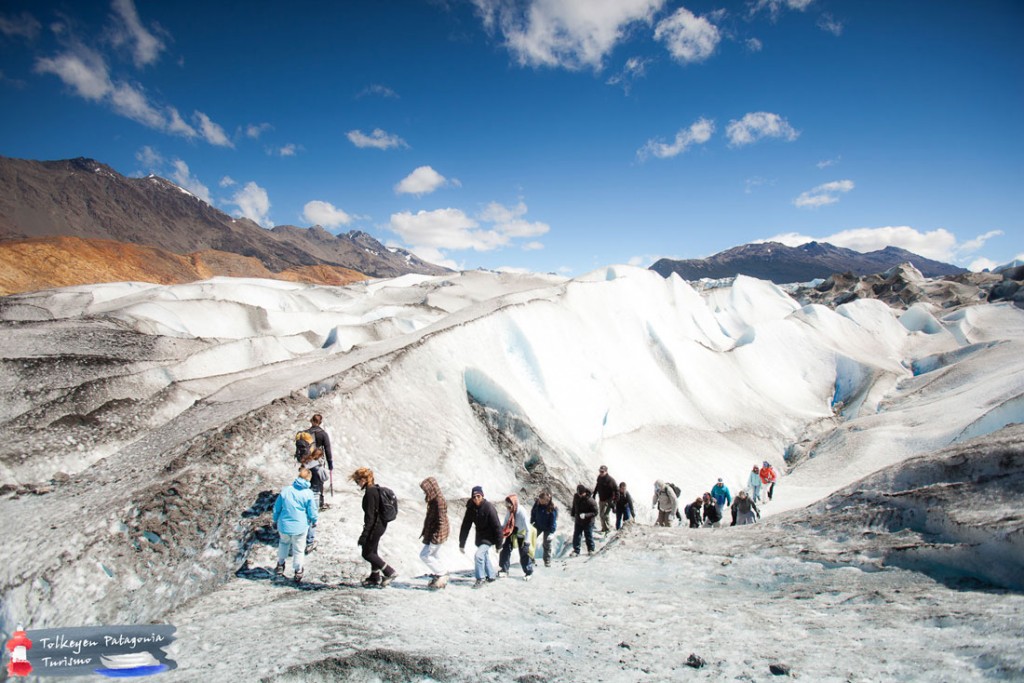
[458,486,503,588]
[351,467,398,587]
[614,481,635,530]
[760,461,778,501]
[593,465,618,533]
[273,467,319,583]
[419,476,450,590]
[308,414,334,509]
[652,480,678,527]
[684,497,703,528]
[498,494,534,581]
[702,492,722,527]
[731,489,760,526]
[293,432,327,551]
[711,478,732,509]
[748,464,763,503]
[530,490,558,567]
[570,484,598,556]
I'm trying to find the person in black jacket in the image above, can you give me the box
[570,484,598,556]
[614,482,635,530]
[684,497,703,528]
[530,490,558,567]
[350,467,397,587]
[593,465,618,533]
[307,414,333,510]
[702,492,722,528]
[458,486,503,588]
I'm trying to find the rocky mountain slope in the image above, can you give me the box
[651,240,967,283]
[0,155,449,293]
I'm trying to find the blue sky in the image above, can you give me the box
[1,0,1021,275]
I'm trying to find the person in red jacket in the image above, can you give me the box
[759,461,778,502]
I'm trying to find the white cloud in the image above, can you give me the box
[168,159,212,204]
[746,37,763,52]
[219,176,236,188]
[955,229,1003,254]
[638,117,714,160]
[110,0,165,67]
[0,11,42,40]
[968,257,999,273]
[388,201,550,263]
[817,155,841,169]
[726,111,799,147]
[744,176,773,194]
[606,56,651,93]
[793,179,854,208]
[817,13,843,36]
[358,84,399,99]
[167,107,196,137]
[35,47,112,100]
[760,226,959,262]
[229,182,272,227]
[473,0,665,71]
[751,0,814,20]
[347,128,408,150]
[194,111,233,147]
[302,200,353,229]
[269,143,299,157]
[135,145,163,170]
[246,123,272,139]
[653,7,721,64]
[395,166,452,196]
[110,81,164,128]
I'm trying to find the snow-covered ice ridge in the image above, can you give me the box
[0,266,1022,680]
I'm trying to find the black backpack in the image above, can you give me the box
[377,485,398,523]
[668,482,682,497]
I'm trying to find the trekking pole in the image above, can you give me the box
[330,470,334,498]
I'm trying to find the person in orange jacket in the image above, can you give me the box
[759,461,777,502]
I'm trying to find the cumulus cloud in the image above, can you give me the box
[229,182,272,227]
[0,11,42,40]
[388,201,550,266]
[246,123,272,139]
[653,7,721,64]
[109,0,165,67]
[726,111,799,147]
[395,166,454,196]
[757,225,1003,264]
[793,179,854,208]
[473,0,664,71]
[347,128,408,150]
[357,84,399,99]
[194,111,233,147]
[219,176,236,188]
[302,200,353,229]
[638,117,714,160]
[168,159,212,204]
[606,56,651,93]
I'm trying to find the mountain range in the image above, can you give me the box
[650,241,967,283]
[0,155,449,294]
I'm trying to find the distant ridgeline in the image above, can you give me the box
[0,155,450,295]
[650,241,967,284]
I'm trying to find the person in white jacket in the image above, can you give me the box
[653,480,677,527]
[498,493,534,580]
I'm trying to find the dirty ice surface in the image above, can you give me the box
[0,266,1022,681]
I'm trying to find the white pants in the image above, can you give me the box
[420,543,447,575]
[277,532,307,572]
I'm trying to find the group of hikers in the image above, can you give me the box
[271,415,781,588]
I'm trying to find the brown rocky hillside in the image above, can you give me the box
[0,236,367,296]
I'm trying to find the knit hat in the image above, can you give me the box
[471,485,484,497]
[576,484,587,495]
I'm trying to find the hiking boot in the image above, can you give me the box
[544,560,551,568]
[361,574,381,588]
[496,570,508,578]
[380,572,398,588]
[294,568,304,583]
[274,561,286,576]
[473,579,485,589]
[305,540,318,554]
[523,574,533,582]
[570,551,580,557]
[587,548,594,556]
[432,574,449,590]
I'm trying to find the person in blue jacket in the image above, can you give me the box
[273,467,319,583]
[530,490,558,567]
[711,478,732,509]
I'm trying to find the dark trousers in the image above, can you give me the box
[615,508,632,529]
[536,530,553,564]
[361,531,391,575]
[499,532,534,576]
[572,519,595,553]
